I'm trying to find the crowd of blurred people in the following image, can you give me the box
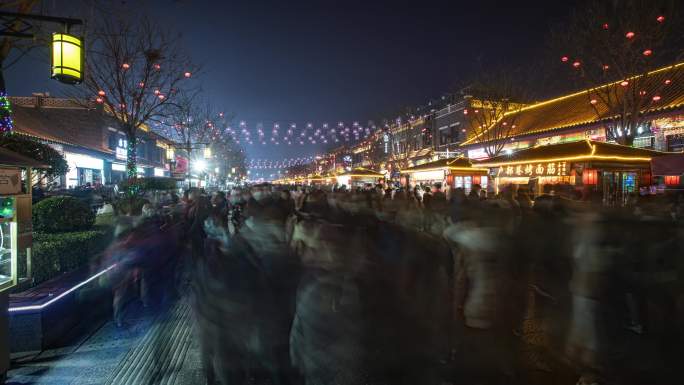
[99,182,684,385]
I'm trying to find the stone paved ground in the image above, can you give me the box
[6,297,202,385]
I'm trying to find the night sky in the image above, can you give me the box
[6,0,579,164]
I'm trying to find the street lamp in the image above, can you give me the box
[51,32,83,84]
[193,159,207,173]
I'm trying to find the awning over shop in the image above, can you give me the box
[0,147,49,168]
[651,153,684,175]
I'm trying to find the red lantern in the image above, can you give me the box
[97,90,105,96]
[657,15,665,23]
[122,63,130,70]
[582,169,598,185]
[184,71,192,78]
[652,95,661,102]
[625,31,635,39]
[154,63,161,70]
[158,94,165,100]
[463,109,468,115]
[620,81,629,87]
[138,81,145,88]
[154,89,160,95]
[643,49,653,56]
[602,64,610,70]
[590,99,598,105]
[472,175,481,185]
[561,56,569,62]
[665,79,672,85]
[602,23,609,30]
[95,97,104,104]
[664,175,680,186]
[639,90,647,96]
[572,61,581,68]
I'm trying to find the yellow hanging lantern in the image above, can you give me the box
[51,33,84,84]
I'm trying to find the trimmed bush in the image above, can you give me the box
[118,177,177,192]
[33,196,95,233]
[32,229,110,285]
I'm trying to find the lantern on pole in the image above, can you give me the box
[51,33,83,84]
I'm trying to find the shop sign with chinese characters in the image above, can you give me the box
[499,161,569,177]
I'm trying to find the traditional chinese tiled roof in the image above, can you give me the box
[10,97,113,153]
[477,140,669,167]
[337,167,383,177]
[461,62,684,147]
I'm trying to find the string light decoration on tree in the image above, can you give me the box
[0,92,14,132]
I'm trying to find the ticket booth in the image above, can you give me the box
[0,147,43,380]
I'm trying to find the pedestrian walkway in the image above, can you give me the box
[6,297,202,385]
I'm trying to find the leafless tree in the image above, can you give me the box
[463,70,529,157]
[552,0,683,146]
[75,14,197,181]
[162,90,216,161]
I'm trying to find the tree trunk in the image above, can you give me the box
[126,132,138,180]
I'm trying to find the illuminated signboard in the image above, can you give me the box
[499,161,569,177]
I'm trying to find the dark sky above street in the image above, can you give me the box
[6,0,580,164]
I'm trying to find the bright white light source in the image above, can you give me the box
[193,159,207,172]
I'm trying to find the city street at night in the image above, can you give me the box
[1,1,684,384]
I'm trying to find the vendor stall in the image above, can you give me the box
[0,147,43,379]
[476,140,669,205]
[335,167,384,189]
[401,157,489,193]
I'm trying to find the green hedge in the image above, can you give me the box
[33,196,95,233]
[118,177,177,192]
[32,228,111,285]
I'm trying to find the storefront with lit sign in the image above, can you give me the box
[64,152,104,188]
[477,140,669,205]
[401,157,488,193]
[335,168,383,189]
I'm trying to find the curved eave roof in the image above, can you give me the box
[336,167,383,177]
[476,140,671,167]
